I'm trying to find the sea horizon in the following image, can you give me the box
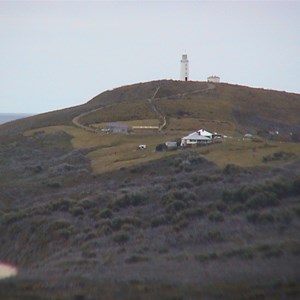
[0,113,33,125]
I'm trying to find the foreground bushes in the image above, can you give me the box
[222,177,300,210]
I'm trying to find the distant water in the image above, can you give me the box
[0,113,33,125]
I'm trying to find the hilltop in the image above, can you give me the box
[1,80,300,138]
[0,80,300,299]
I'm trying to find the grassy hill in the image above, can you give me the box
[0,80,300,299]
[1,80,300,137]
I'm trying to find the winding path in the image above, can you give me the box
[72,83,216,133]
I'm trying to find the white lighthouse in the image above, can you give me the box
[180,53,189,81]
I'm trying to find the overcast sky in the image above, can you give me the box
[1,1,300,114]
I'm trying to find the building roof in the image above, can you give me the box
[197,129,213,137]
[182,131,211,141]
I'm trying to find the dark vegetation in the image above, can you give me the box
[0,80,300,299]
[0,131,300,299]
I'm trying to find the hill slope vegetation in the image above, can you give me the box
[0,80,300,299]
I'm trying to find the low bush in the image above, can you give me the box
[246,192,279,209]
[98,209,113,219]
[256,244,283,258]
[223,164,245,175]
[276,211,292,224]
[208,211,224,222]
[70,206,84,217]
[46,181,62,188]
[292,204,300,217]
[283,240,300,255]
[195,252,218,262]
[192,175,209,185]
[79,199,96,210]
[205,230,224,242]
[291,177,300,195]
[112,231,130,244]
[183,207,205,218]
[173,218,189,232]
[166,200,187,213]
[51,199,72,212]
[125,255,150,264]
[247,211,275,224]
[151,215,168,227]
[162,190,185,205]
[111,216,142,231]
[223,248,254,259]
[178,181,193,189]
[112,193,148,210]
[230,204,245,213]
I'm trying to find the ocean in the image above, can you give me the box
[0,113,33,125]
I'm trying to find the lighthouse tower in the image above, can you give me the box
[180,53,189,81]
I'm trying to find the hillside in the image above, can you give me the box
[1,80,300,138]
[0,80,300,299]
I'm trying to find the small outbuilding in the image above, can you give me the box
[207,76,220,83]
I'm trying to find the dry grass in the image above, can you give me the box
[167,117,236,134]
[24,124,300,173]
[87,134,177,173]
[201,139,300,168]
[155,96,234,123]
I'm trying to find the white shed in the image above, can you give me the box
[207,76,220,83]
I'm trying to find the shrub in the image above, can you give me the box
[48,219,71,231]
[82,250,97,258]
[111,216,142,231]
[71,206,84,217]
[113,193,147,210]
[215,201,227,212]
[125,255,150,264]
[173,219,189,232]
[256,244,283,258]
[166,200,186,213]
[267,181,289,198]
[51,199,71,212]
[247,211,275,224]
[151,215,168,227]
[98,209,113,219]
[223,164,245,175]
[292,204,300,217]
[57,228,71,240]
[276,211,292,224]
[224,248,254,259]
[230,204,245,213]
[205,230,224,242]
[79,199,96,209]
[112,231,130,244]
[178,181,193,189]
[195,252,218,262]
[162,190,184,205]
[47,181,62,188]
[246,192,279,209]
[208,211,224,222]
[192,175,209,185]
[284,240,300,255]
[291,177,300,195]
[183,207,205,218]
